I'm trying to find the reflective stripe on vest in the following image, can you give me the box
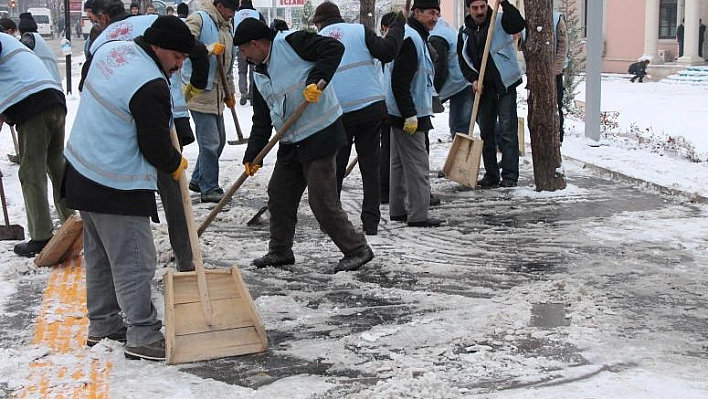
[253,31,342,144]
[319,23,384,113]
[65,41,165,191]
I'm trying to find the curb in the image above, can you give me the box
[563,155,708,204]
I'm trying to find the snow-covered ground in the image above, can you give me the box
[0,64,706,399]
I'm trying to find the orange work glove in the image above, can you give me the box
[244,162,261,176]
[206,42,225,56]
[302,83,323,103]
[171,157,188,181]
[224,93,236,108]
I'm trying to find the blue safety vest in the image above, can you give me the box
[253,31,342,144]
[460,11,522,90]
[89,15,158,56]
[0,33,62,113]
[181,10,233,90]
[234,8,259,28]
[430,19,470,101]
[319,22,385,113]
[65,41,166,191]
[26,33,61,84]
[384,24,434,118]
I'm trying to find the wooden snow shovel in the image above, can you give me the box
[217,54,248,145]
[165,127,267,365]
[34,214,83,267]
[7,125,20,164]
[197,79,327,237]
[442,0,500,188]
[0,170,24,241]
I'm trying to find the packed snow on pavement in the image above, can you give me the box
[0,69,706,398]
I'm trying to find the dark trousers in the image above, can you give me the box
[630,71,646,82]
[556,74,565,142]
[336,117,382,232]
[379,119,390,202]
[477,88,519,183]
[267,152,367,257]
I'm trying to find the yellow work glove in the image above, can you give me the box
[206,42,225,56]
[303,83,323,103]
[224,93,236,108]
[244,162,261,177]
[183,83,203,102]
[171,157,188,181]
[403,116,418,134]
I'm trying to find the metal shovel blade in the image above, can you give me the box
[7,154,19,164]
[227,138,249,145]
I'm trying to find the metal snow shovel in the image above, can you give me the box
[217,54,248,145]
[442,0,500,188]
[197,79,327,236]
[0,170,24,241]
[8,125,20,164]
[164,127,267,365]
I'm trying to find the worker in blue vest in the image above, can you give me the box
[429,17,472,139]
[458,0,525,188]
[313,2,405,236]
[384,0,443,228]
[233,0,265,106]
[64,16,195,362]
[235,18,375,273]
[0,33,74,257]
[17,13,62,84]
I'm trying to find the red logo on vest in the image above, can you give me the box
[106,22,134,41]
[107,44,137,68]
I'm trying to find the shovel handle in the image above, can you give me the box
[216,54,245,142]
[197,79,327,236]
[0,173,10,227]
[467,0,501,137]
[171,128,213,326]
[9,125,19,156]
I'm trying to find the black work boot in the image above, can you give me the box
[253,252,295,268]
[87,326,127,347]
[333,246,374,273]
[124,339,166,361]
[14,239,51,258]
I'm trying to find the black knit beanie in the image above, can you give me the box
[465,0,487,7]
[412,0,441,11]
[143,16,195,54]
[177,3,189,17]
[312,2,341,24]
[18,13,37,33]
[233,18,272,46]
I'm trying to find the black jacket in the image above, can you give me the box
[65,37,182,221]
[388,16,434,132]
[319,16,405,124]
[457,1,525,95]
[243,31,347,165]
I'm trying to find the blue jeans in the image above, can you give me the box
[446,87,473,138]
[477,88,519,183]
[189,111,226,193]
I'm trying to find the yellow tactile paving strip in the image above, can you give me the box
[13,256,111,399]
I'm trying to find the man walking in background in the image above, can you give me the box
[233,0,265,106]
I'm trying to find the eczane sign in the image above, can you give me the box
[279,0,305,6]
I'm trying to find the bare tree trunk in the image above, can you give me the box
[360,0,377,29]
[523,0,566,191]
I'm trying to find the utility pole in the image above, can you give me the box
[63,0,72,94]
[584,0,603,144]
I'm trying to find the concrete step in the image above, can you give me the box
[663,65,708,84]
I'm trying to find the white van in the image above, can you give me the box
[26,7,54,38]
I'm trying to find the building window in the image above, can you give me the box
[659,0,678,39]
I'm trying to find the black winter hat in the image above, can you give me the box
[238,0,254,10]
[143,16,195,54]
[411,0,440,11]
[465,0,487,7]
[217,0,239,11]
[312,2,341,24]
[233,18,272,46]
[18,13,37,33]
[176,2,189,16]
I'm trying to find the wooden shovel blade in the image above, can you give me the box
[0,224,24,241]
